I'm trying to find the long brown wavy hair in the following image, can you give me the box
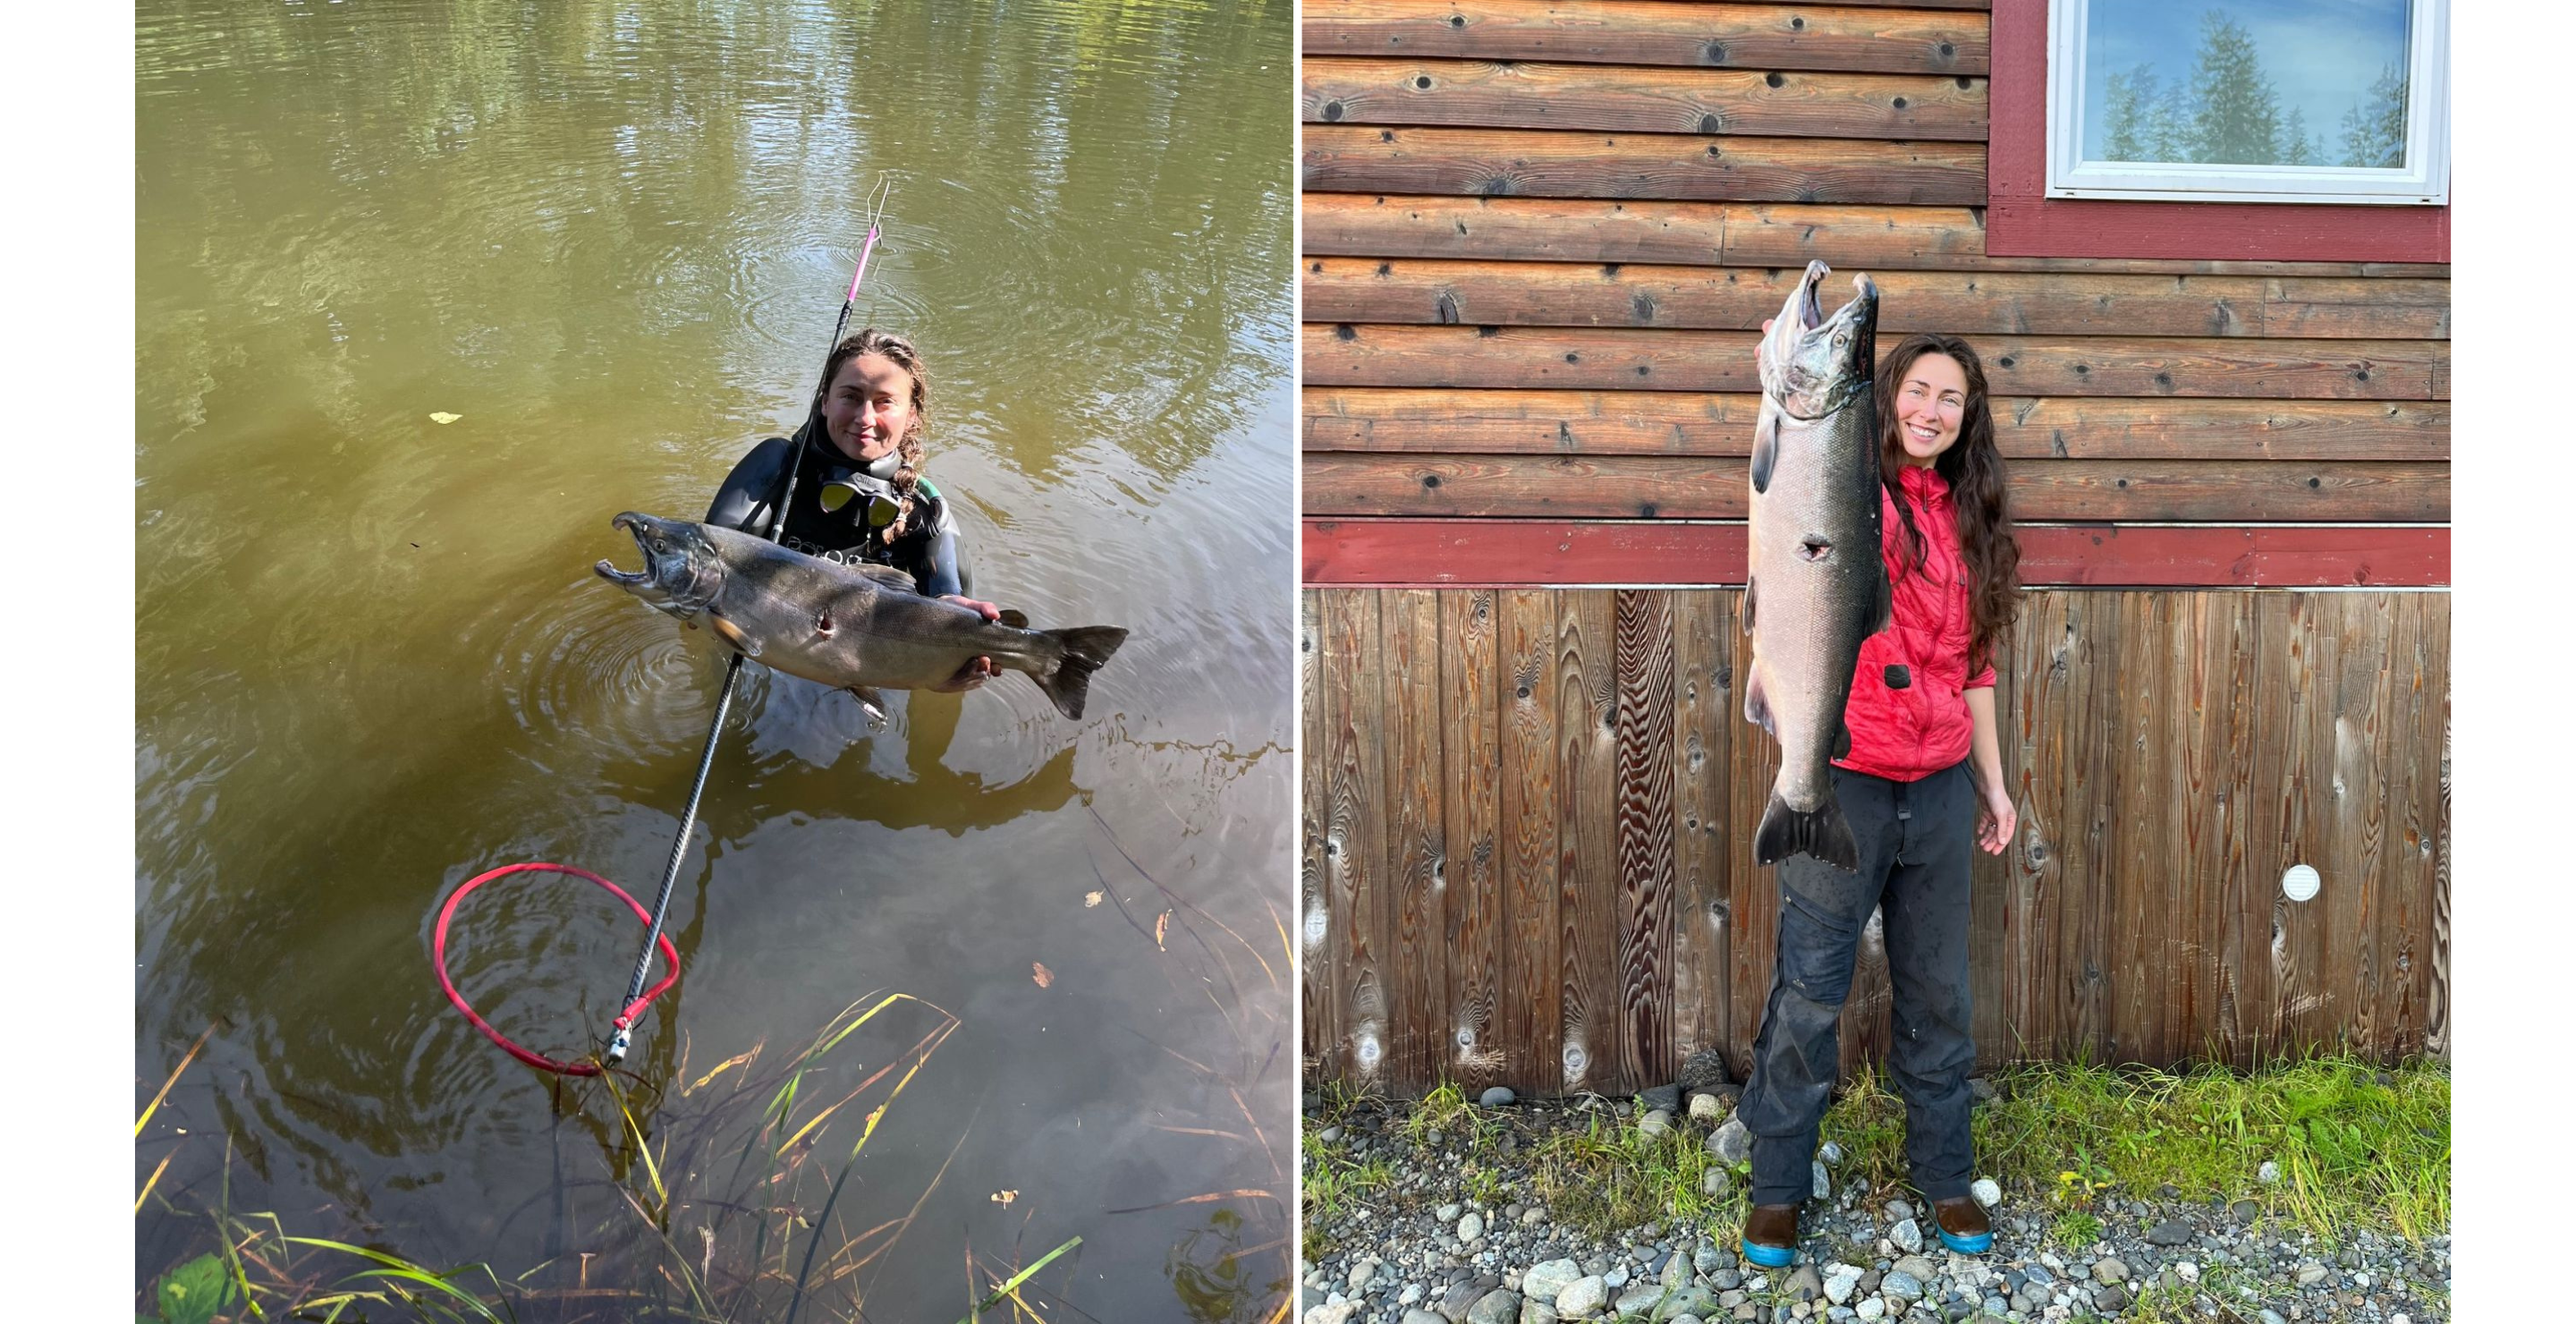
[817,328,931,540]
[1876,333,2022,673]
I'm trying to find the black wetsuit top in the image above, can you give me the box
[704,418,970,598]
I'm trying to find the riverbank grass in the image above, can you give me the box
[1303,1053,2447,1257]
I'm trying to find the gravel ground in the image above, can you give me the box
[1300,1094,2447,1324]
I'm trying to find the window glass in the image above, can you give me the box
[2080,3,2411,168]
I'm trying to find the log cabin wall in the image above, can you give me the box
[1297,0,2451,1095]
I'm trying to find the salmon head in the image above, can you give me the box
[1758,259,1877,421]
[595,512,727,617]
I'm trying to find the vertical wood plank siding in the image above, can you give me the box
[1301,589,2449,1091]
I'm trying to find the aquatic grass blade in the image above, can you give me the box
[279,1238,512,1324]
[138,1023,216,1138]
[137,1150,176,1214]
[953,1237,1082,1324]
[784,1020,961,1323]
[607,1076,672,1219]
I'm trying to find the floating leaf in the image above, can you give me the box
[1083,890,1104,908]
[155,1254,233,1324]
[990,1189,1018,1206]
[429,412,462,425]
[1031,962,1053,989]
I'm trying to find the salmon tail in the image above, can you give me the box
[1030,625,1129,719]
[1755,790,1859,871]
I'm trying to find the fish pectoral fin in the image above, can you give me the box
[1750,415,1779,495]
[852,563,919,593]
[1741,573,1757,632]
[1870,564,1894,636]
[1835,720,1852,760]
[997,607,1030,630]
[707,613,760,657]
[1743,659,1776,738]
[847,685,889,731]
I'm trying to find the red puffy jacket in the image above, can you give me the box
[1833,463,1995,784]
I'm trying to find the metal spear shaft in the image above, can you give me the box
[606,186,891,1065]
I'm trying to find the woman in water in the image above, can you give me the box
[1737,332,2025,1267]
[705,327,998,692]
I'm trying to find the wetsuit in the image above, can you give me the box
[703,417,971,597]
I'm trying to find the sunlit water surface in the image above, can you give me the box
[137,0,1292,1316]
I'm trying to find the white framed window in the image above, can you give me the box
[2046,0,2449,206]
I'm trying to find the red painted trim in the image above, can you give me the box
[1303,520,2450,589]
[1985,0,2449,263]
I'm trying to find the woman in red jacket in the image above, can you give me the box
[1737,332,2025,1268]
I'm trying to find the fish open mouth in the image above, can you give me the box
[594,512,651,586]
[1798,261,1828,332]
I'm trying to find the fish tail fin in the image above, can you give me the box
[1030,625,1129,719]
[1755,790,1859,871]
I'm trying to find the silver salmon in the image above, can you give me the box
[1742,261,1889,870]
[595,513,1127,721]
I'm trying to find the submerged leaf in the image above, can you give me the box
[156,1254,233,1324]
[428,412,462,424]
[1155,911,1172,950]
[990,1188,1017,1205]
[1084,890,1104,908]
[1031,962,1054,989]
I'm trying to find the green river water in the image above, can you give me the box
[136,0,1292,1317]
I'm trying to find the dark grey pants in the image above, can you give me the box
[1739,760,1978,1206]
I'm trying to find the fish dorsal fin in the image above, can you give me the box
[998,608,1030,629]
[1750,414,1780,495]
[850,563,918,593]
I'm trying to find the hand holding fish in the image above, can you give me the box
[929,595,1002,692]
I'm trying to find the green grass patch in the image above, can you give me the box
[1969,1053,2449,1242]
[1527,1109,1744,1243]
[1402,1081,1476,1144]
[1313,1054,2445,1258]
[2051,1209,2105,1251]
[1790,1054,2446,1243]
[1300,1120,1398,1260]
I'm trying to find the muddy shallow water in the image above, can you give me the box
[136,0,1292,1316]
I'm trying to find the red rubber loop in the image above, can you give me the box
[433,862,681,1076]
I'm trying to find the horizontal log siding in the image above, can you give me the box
[1303,521,2449,590]
[1301,589,2449,1091]
[1300,1,2450,588]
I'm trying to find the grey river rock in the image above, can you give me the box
[135,0,1292,1317]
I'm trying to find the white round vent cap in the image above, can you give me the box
[2282,863,2320,903]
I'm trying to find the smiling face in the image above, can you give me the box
[820,352,919,464]
[1892,352,1969,467]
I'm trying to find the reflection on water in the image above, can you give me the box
[135,0,1292,1316]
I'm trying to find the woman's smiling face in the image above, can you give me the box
[821,352,917,463]
[1894,352,1969,467]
